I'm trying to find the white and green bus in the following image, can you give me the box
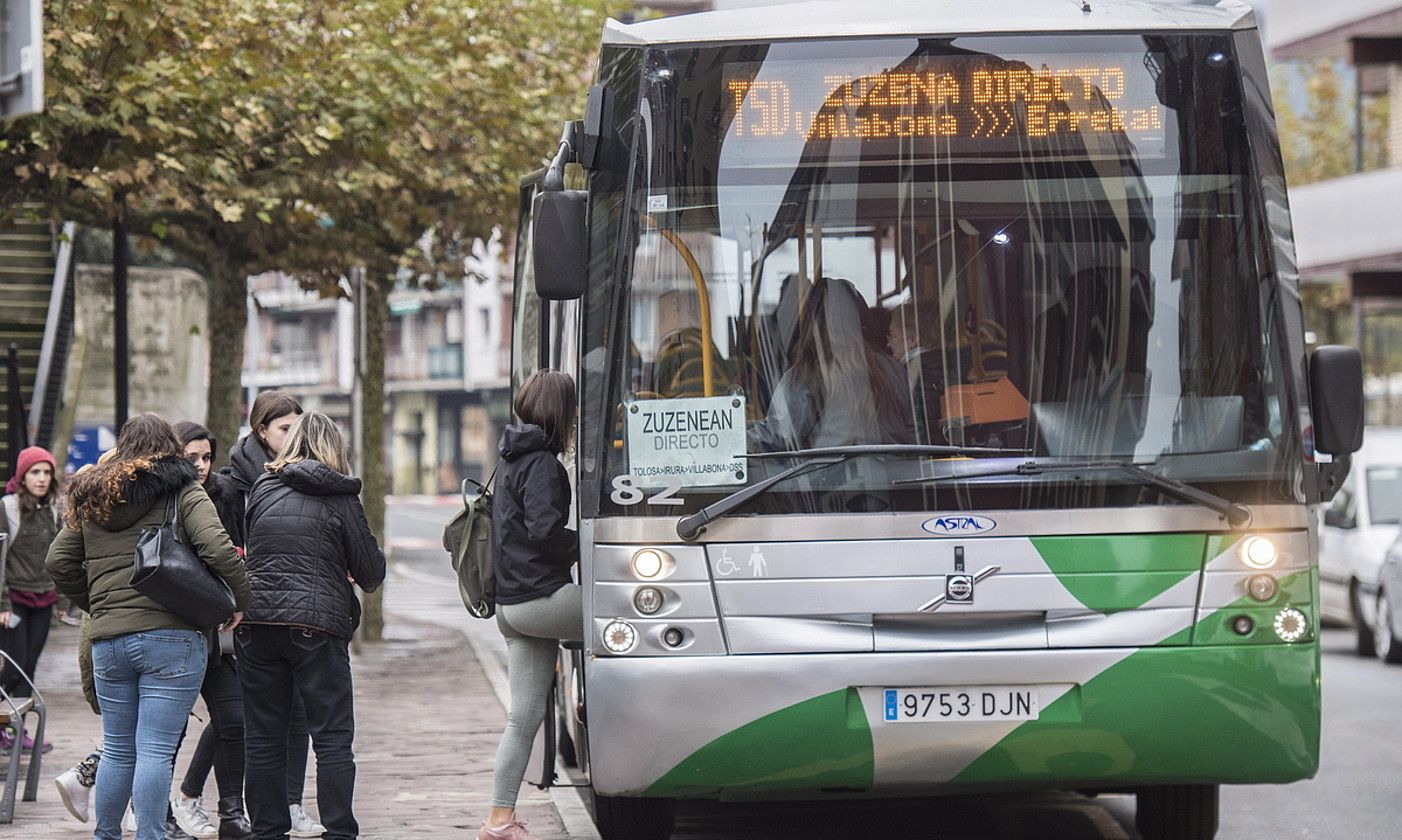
[511,2,1365,839]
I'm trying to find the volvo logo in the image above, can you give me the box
[946,574,974,602]
[918,565,1002,613]
[921,515,997,536]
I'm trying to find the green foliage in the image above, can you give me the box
[1,0,614,282]
[1273,59,1391,188]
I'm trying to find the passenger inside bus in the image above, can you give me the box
[747,276,914,452]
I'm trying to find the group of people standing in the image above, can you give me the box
[2,369,586,840]
[0,389,385,840]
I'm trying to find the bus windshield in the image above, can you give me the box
[592,32,1303,517]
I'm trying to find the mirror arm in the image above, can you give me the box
[543,121,584,192]
[1317,455,1351,504]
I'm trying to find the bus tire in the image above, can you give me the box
[1352,584,1377,658]
[1135,784,1219,840]
[590,794,675,840]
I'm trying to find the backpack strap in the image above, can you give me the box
[462,463,500,506]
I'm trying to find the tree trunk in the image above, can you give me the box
[359,270,389,642]
[205,256,246,466]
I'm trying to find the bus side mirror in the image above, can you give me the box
[533,190,588,301]
[1310,345,1364,456]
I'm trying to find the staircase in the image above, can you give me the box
[0,218,73,476]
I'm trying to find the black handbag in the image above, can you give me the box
[130,493,237,629]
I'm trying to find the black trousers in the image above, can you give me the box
[0,601,53,697]
[180,653,246,801]
[176,657,312,805]
[236,624,358,840]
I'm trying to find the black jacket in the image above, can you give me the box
[203,471,245,551]
[217,434,272,548]
[244,460,386,639]
[492,424,577,606]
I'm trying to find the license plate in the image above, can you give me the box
[882,686,1039,722]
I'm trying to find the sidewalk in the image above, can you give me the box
[6,582,570,838]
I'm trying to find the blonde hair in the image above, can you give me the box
[266,411,351,476]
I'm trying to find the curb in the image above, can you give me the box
[386,562,601,840]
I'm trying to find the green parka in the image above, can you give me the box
[46,455,250,643]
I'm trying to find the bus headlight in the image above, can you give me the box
[1247,574,1278,602]
[1273,607,1308,643]
[601,619,639,654]
[1239,536,1278,570]
[631,548,670,580]
[633,586,664,615]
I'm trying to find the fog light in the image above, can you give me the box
[1239,536,1278,570]
[662,627,685,648]
[601,619,638,654]
[1274,607,1308,643]
[631,548,667,580]
[1247,574,1278,602]
[1231,615,1254,636]
[633,586,664,615]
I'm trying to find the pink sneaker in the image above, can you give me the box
[477,818,540,840]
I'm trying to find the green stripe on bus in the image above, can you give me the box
[952,571,1319,785]
[644,688,874,796]
[1031,534,1208,613]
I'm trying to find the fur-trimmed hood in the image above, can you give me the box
[64,455,199,531]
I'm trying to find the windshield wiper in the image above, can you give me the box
[897,457,1253,528]
[675,444,1022,541]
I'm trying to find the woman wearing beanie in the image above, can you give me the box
[0,445,63,753]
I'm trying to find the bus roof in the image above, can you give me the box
[603,0,1256,46]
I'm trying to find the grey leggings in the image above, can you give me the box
[491,584,583,808]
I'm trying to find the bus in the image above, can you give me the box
[510,2,1365,838]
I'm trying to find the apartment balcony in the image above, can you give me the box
[1291,166,1402,280]
[245,351,335,388]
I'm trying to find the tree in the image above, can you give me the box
[3,0,614,640]
[258,0,613,639]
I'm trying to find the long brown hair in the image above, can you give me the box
[249,390,303,455]
[63,414,183,527]
[114,413,184,462]
[267,411,352,476]
[514,369,576,453]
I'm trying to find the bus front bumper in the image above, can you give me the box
[584,642,1320,799]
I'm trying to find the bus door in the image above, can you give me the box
[512,172,586,790]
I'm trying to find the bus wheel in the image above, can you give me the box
[1135,784,1219,840]
[1353,584,1377,658]
[591,794,675,840]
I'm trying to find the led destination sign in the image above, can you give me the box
[725,54,1166,156]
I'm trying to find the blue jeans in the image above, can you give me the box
[92,629,208,840]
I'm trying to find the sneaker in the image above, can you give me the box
[54,764,94,823]
[288,803,325,838]
[123,803,137,833]
[171,797,219,838]
[166,813,197,840]
[477,818,540,840]
[20,728,53,754]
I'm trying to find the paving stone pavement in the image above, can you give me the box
[4,603,568,839]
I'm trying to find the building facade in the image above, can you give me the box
[244,234,512,496]
[1270,0,1402,422]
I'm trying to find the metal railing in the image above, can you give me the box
[28,221,75,441]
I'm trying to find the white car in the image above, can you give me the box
[1319,426,1402,656]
